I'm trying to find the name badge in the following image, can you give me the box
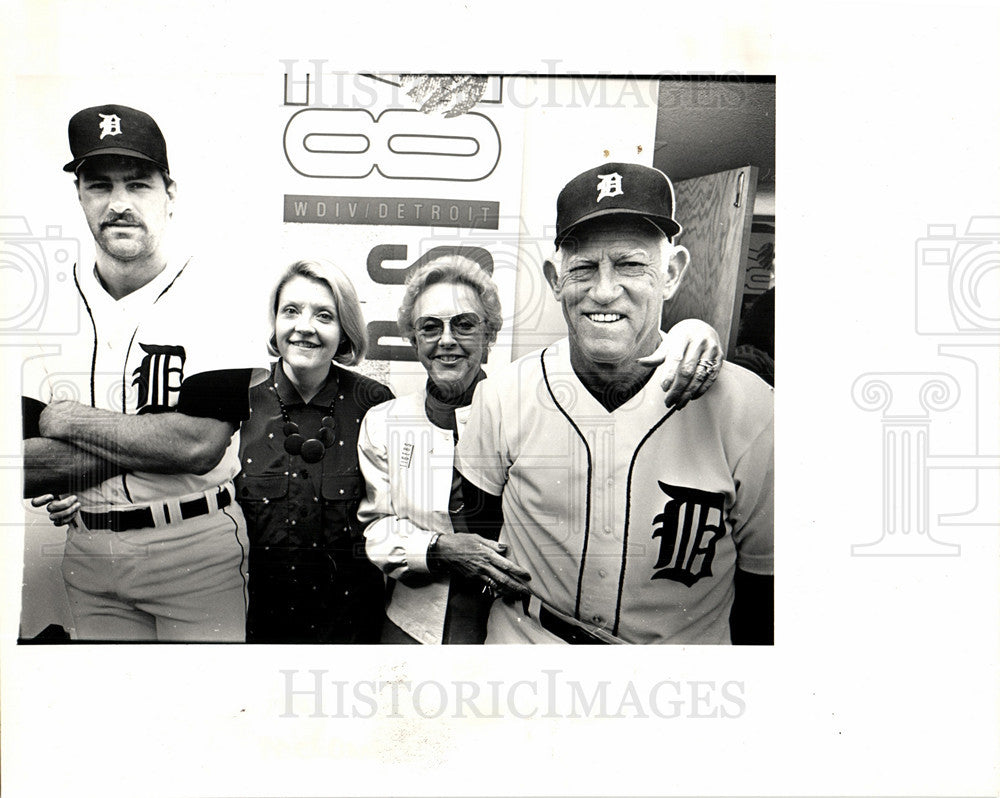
[400,442,414,468]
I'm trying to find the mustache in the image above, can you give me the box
[100,211,143,228]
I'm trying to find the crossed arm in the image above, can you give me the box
[23,399,235,498]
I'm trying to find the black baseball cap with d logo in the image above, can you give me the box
[555,162,682,247]
[63,104,170,174]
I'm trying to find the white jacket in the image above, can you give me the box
[357,390,472,644]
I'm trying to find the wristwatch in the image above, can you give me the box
[427,532,444,573]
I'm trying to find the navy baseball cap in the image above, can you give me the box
[63,104,169,174]
[555,162,682,247]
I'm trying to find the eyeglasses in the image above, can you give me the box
[414,313,484,341]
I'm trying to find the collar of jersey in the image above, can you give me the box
[547,331,672,416]
[78,254,189,309]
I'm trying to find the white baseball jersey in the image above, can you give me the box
[23,256,267,511]
[455,336,774,644]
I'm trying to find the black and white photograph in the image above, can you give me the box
[1,3,996,797]
[14,73,775,648]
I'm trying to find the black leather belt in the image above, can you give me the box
[522,597,610,645]
[79,487,232,532]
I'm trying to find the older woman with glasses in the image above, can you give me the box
[358,254,723,644]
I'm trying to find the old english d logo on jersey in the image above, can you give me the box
[132,343,185,413]
[651,481,726,587]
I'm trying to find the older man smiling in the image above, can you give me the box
[456,162,774,645]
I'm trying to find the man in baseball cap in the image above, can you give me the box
[61,105,177,288]
[456,161,774,645]
[63,104,170,175]
[22,104,266,641]
[554,161,682,246]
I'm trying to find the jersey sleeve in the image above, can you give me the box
[22,397,45,439]
[729,414,774,576]
[454,376,510,497]
[174,368,253,423]
[21,345,60,438]
[357,403,436,577]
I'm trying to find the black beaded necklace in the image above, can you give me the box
[272,379,338,464]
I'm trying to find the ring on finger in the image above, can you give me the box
[696,358,719,376]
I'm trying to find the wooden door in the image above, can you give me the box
[661,166,759,356]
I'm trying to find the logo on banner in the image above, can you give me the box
[98,114,122,139]
[283,108,501,182]
[132,343,186,413]
[596,172,623,203]
[650,481,726,587]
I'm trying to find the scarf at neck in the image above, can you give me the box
[424,369,487,432]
